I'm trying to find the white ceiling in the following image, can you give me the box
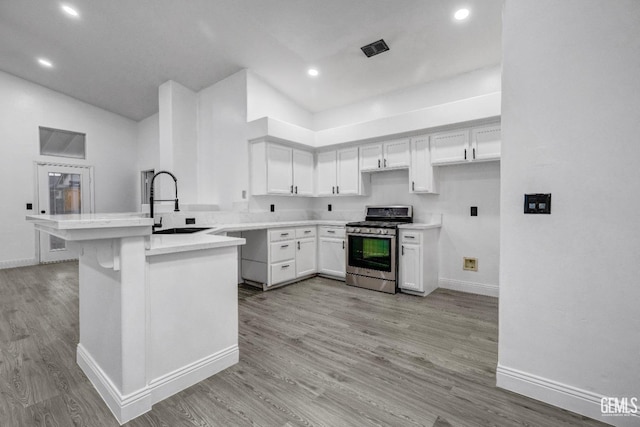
[0,0,503,121]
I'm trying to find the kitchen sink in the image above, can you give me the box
[152,227,211,235]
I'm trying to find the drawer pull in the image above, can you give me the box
[327,230,336,234]
[405,235,416,239]
[297,241,301,250]
[342,241,345,249]
[304,230,311,233]
[281,264,290,269]
[281,244,289,248]
[280,233,289,236]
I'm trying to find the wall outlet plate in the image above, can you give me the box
[270,204,275,212]
[185,218,196,225]
[470,206,478,216]
[463,257,478,271]
[328,204,332,212]
[524,193,551,214]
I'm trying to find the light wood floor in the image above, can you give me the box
[0,262,605,427]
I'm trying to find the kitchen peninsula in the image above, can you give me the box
[26,213,245,425]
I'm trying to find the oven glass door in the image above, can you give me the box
[348,234,394,272]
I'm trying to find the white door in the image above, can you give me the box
[37,163,92,263]
[383,139,410,169]
[336,148,359,195]
[431,129,470,165]
[359,144,382,171]
[410,136,435,193]
[471,124,501,161]
[318,237,345,278]
[316,151,337,196]
[292,149,314,196]
[400,243,422,292]
[266,144,293,194]
[296,238,317,277]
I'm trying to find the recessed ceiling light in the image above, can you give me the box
[61,4,80,18]
[307,68,319,77]
[454,8,470,20]
[38,58,53,68]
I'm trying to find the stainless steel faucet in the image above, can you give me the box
[149,171,179,231]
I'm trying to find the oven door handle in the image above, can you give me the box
[346,233,395,239]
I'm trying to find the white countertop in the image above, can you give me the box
[206,220,347,233]
[26,213,153,229]
[398,222,442,230]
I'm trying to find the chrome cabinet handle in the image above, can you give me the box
[401,245,404,256]
[342,241,345,249]
[282,264,290,268]
[281,232,289,236]
[405,235,415,239]
[473,148,476,159]
[464,149,467,160]
[384,158,387,167]
[332,186,335,194]
[304,230,311,233]
[336,186,339,194]
[297,241,301,250]
[295,186,298,194]
[378,159,381,168]
[290,185,293,193]
[281,244,289,248]
[412,181,415,191]
[327,230,336,234]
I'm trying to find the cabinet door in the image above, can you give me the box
[336,147,359,195]
[318,237,345,278]
[471,124,501,161]
[266,144,293,194]
[296,238,317,277]
[316,151,337,196]
[410,136,437,193]
[400,243,422,292]
[383,139,410,169]
[359,144,383,171]
[292,149,314,196]
[431,130,469,165]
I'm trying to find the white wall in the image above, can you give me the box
[314,163,501,292]
[0,71,138,267]
[313,65,502,131]
[159,81,198,204]
[197,71,249,210]
[246,70,313,129]
[498,1,640,425]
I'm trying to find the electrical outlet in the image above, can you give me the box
[270,204,275,212]
[185,218,196,225]
[463,257,478,271]
[470,206,478,216]
[328,204,332,212]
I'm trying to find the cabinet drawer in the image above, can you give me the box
[269,228,295,242]
[295,226,316,238]
[319,226,345,238]
[401,231,421,244]
[270,241,295,263]
[270,260,296,285]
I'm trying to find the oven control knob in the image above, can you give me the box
[380,229,386,234]
[355,228,361,233]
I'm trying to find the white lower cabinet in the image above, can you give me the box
[399,228,439,296]
[296,238,317,277]
[317,226,346,278]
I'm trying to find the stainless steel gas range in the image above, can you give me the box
[345,205,413,294]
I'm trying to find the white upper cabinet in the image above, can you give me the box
[471,124,501,161]
[316,147,360,196]
[316,151,337,196]
[292,149,314,196]
[383,139,411,169]
[250,141,315,196]
[430,129,470,165]
[266,143,293,194]
[336,147,359,195]
[431,123,501,165]
[360,139,410,171]
[359,144,383,171]
[409,135,438,194]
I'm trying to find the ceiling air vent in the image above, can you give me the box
[360,39,389,58]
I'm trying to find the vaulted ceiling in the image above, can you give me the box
[0,0,503,121]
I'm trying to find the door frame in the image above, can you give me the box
[33,161,95,263]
